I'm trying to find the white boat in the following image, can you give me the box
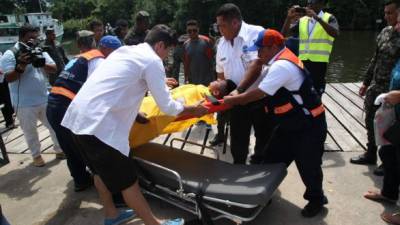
[0,12,64,53]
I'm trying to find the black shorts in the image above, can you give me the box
[71,134,138,193]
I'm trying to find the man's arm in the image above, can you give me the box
[145,60,208,117]
[183,46,190,84]
[307,9,339,38]
[216,72,225,80]
[360,47,378,96]
[42,51,57,74]
[235,59,263,93]
[281,7,301,37]
[224,88,267,106]
[3,52,30,82]
[384,90,400,105]
[43,63,57,74]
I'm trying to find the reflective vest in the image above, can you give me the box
[299,13,335,63]
[49,49,104,105]
[265,48,325,131]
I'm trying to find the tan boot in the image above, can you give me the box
[33,155,45,167]
[55,152,66,160]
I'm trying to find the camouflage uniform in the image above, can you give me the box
[363,26,400,158]
[123,28,148,46]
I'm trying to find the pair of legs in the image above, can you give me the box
[0,81,14,128]
[264,115,328,216]
[16,104,62,159]
[229,100,274,164]
[72,134,175,225]
[303,60,327,96]
[210,111,229,146]
[46,102,92,188]
[351,88,380,164]
[364,145,400,201]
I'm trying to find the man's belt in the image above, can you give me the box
[50,86,76,100]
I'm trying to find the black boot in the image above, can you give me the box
[301,196,328,217]
[350,153,377,165]
[209,135,224,146]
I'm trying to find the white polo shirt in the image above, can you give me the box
[216,21,264,90]
[258,48,305,105]
[62,43,184,156]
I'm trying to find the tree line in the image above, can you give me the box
[1,0,387,37]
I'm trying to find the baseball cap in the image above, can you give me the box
[77,30,94,38]
[246,29,285,51]
[99,35,122,49]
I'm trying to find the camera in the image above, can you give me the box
[19,41,46,68]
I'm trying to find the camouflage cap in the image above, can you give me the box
[136,10,150,20]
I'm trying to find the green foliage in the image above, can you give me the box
[0,0,390,34]
[62,17,94,37]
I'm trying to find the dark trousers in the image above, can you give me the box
[46,102,91,185]
[0,81,14,126]
[379,145,400,200]
[229,100,274,164]
[303,60,328,96]
[215,111,229,138]
[264,115,327,203]
[364,88,380,158]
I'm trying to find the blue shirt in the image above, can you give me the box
[390,60,400,118]
[0,43,54,107]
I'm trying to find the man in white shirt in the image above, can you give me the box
[224,29,328,218]
[62,24,207,225]
[1,24,65,167]
[215,3,273,164]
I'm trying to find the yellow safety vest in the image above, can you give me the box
[299,12,335,63]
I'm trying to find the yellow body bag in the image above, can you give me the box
[129,84,216,148]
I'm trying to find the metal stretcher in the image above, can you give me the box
[133,142,287,224]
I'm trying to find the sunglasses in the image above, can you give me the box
[187,29,198,33]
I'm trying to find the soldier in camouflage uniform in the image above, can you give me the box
[350,1,400,172]
[124,11,150,46]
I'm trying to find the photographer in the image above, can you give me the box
[282,0,339,96]
[0,24,65,167]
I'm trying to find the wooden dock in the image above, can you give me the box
[0,82,367,158]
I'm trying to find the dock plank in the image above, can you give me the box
[328,83,365,110]
[325,85,365,127]
[324,108,361,151]
[323,94,366,151]
[341,83,365,101]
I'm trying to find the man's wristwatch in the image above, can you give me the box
[236,87,246,94]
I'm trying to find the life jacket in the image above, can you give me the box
[265,48,325,131]
[299,12,335,63]
[49,49,104,104]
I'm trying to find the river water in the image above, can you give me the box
[63,31,377,83]
[327,31,377,83]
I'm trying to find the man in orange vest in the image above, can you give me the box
[224,29,328,217]
[46,31,121,192]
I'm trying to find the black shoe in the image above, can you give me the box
[373,164,384,176]
[301,196,328,218]
[5,123,17,130]
[209,135,224,146]
[74,179,93,192]
[350,154,376,165]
